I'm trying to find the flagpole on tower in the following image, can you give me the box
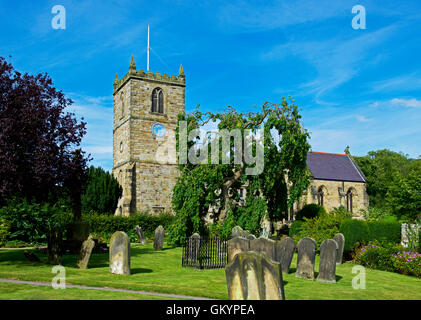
[147,25,150,71]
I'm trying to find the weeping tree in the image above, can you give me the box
[168,97,312,245]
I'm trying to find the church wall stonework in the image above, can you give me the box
[112,57,185,216]
[299,179,369,218]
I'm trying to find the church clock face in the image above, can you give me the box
[152,123,166,137]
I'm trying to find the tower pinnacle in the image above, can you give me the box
[129,55,136,73]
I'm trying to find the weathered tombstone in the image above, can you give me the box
[77,235,95,269]
[109,231,131,275]
[250,237,276,262]
[333,233,345,265]
[135,225,146,245]
[275,237,295,273]
[232,226,250,238]
[317,239,338,283]
[296,237,317,280]
[225,251,285,300]
[228,237,250,262]
[189,233,201,261]
[154,225,164,250]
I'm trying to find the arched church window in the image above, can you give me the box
[120,92,125,117]
[152,88,164,113]
[317,187,324,206]
[346,189,353,213]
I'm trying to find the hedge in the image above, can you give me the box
[289,220,305,238]
[83,212,174,241]
[367,221,401,244]
[340,219,402,252]
[339,219,370,252]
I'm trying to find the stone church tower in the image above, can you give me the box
[112,56,185,216]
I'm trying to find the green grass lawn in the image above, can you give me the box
[0,243,420,300]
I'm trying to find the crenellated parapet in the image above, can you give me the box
[113,56,185,94]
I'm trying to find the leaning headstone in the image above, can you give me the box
[109,231,130,275]
[317,239,338,283]
[250,237,276,262]
[228,237,250,262]
[77,236,95,269]
[225,251,285,300]
[333,233,345,265]
[296,237,317,280]
[275,237,295,273]
[232,226,250,238]
[154,225,164,250]
[135,225,146,245]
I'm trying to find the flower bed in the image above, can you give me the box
[354,243,420,278]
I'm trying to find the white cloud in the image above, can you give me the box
[356,115,372,122]
[261,25,397,104]
[391,98,421,108]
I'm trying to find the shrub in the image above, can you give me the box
[359,207,392,221]
[0,219,10,247]
[367,221,401,244]
[297,211,347,248]
[340,219,370,253]
[391,250,421,277]
[289,220,305,238]
[81,166,122,215]
[83,212,174,243]
[353,242,398,272]
[295,204,326,221]
[0,198,72,244]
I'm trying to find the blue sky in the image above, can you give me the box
[1,0,420,171]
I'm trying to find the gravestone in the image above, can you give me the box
[333,233,345,265]
[225,251,285,300]
[232,226,250,238]
[275,237,295,273]
[109,231,131,275]
[228,237,250,262]
[189,233,201,261]
[77,236,95,269]
[296,237,317,280]
[154,225,164,250]
[135,225,146,245]
[317,239,338,283]
[250,237,276,262]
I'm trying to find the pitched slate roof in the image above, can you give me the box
[306,151,366,183]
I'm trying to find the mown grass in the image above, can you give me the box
[0,243,420,300]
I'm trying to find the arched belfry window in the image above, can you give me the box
[152,88,164,113]
[317,187,324,206]
[346,189,353,213]
[120,92,125,117]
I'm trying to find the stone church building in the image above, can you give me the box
[112,58,369,216]
[297,151,369,217]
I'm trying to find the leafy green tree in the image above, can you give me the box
[81,166,122,215]
[169,98,311,245]
[386,160,421,220]
[353,149,412,208]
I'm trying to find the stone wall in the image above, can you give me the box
[297,179,369,217]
